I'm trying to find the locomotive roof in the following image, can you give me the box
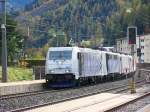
[48,47,132,57]
[48,47,77,51]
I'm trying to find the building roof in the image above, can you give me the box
[116,37,127,41]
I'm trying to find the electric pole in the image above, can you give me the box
[1,0,7,82]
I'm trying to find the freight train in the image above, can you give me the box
[45,47,135,87]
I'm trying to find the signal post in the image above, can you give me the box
[127,26,137,94]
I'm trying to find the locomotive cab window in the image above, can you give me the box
[49,51,72,60]
[77,52,81,59]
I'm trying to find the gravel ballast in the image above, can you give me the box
[0,76,144,112]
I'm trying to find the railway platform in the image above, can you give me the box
[27,84,150,112]
[0,80,45,95]
[137,104,150,112]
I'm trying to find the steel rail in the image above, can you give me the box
[10,80,145,112]
[104,91,150,112]
[0,89,57,100]
[0,78,135,100]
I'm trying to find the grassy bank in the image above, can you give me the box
[0,66,33,82]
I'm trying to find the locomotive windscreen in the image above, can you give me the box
[49,51,72,60]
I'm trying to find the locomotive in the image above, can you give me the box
[45,47,135,87]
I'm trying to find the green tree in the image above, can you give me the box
[0,16,24,63]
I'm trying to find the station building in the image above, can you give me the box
[116,34,150,63]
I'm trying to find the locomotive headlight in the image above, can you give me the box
[58,61,63,65]
[65,69,71,73]
[49,70,54,73]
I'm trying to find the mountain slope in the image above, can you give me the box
[16,0,150,47]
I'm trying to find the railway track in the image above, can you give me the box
[8,79,145,112]
[105,89,150,112]
[0,90,58,100]
[0,77,128,100]
[0,88,64,100]
[0,81,121,101]
[0,75,144,100]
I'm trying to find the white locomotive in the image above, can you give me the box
[45,47,135,87]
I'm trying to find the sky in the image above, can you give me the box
[6,0,34,10]
[0,2,2,11]
[0,0,34,17]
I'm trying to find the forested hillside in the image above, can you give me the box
[16,0,150,48]
[1,0,149,60]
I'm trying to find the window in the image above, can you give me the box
[49,51,72,60]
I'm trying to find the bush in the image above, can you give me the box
[0,66,33,82]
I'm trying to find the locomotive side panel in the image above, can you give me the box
[80,51,107,77]
[106,53,121,74]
